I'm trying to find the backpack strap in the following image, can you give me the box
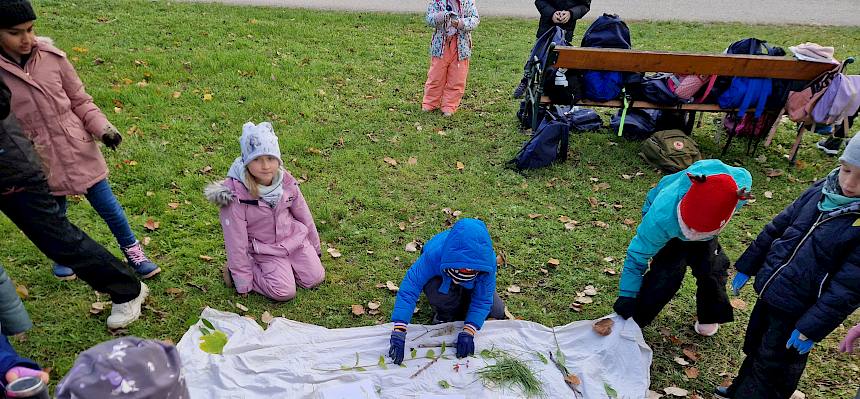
[695,75,718,104]
[617,88,631,137]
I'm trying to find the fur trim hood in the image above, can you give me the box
[204,180,234,207]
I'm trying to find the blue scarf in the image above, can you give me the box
[818,167,860,211]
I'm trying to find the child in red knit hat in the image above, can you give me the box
[613,159,752,337]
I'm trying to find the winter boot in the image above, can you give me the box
[816,136,844,156]
[694,321,720,337]
[106,282,149,329]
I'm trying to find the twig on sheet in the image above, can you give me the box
[410,356,440,379]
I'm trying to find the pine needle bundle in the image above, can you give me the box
[477,349,544,398]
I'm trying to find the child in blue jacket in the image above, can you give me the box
[387,218,505,364]
[0,264,49,392]
[613,159,752,336]
[720,135,860,399]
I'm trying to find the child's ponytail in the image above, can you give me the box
[245,170,260,199]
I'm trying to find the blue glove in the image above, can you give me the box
[456,324,477,358]
[786,329,815,355]
[732,272,750,296]
[388,330,406,364]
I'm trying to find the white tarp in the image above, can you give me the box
[177,308,652,398]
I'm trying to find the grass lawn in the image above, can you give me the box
[3,0,860,396]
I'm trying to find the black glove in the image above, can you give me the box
[613,296,638,320]
[101,125,122,150]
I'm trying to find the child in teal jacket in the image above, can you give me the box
[614,159,752,336]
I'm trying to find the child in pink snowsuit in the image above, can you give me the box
[422,0,479,116]
[205,122,324,301]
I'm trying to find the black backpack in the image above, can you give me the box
[580,14,632,103]
[508,112,570,170]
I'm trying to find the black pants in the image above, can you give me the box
[423,276,506,323]
[728,301,808,399]
[633,238,733,327]
[0,186,140,303]
[833,111,857,138]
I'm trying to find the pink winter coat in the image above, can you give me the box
[205,172,322,294]
[0,38,111,196]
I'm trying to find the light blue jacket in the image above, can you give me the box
[0,264,31,336]
[619,160,752,297]
[426,0,479,60]
[391,218,497,329]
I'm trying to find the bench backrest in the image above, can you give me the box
[552,46,835,80]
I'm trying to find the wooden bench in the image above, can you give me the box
[523,46,838,160]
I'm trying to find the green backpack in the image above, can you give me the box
[639,130,702,173]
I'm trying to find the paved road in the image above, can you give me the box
[184,0,860,26]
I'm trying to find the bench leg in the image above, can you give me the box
[683,111,696,135]
[763,108,786,148]
[788,123,806,166]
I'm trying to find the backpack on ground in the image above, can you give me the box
[639,130,702,173]
[581,14,631,102]
[507,111,570,170]
[610,108,661,141]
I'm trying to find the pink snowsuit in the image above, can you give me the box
[207,173,324,301]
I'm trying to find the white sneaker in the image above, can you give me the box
[694,321,720,337]
[107,282,149,329]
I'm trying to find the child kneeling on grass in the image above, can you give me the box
[719,135,860,399]
[387,218,505,364]
[421,0,479,117]
[205,122,324,302]
[613,159,752,336]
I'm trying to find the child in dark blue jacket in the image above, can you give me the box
[387,218,505,364]
[722,135,860,399]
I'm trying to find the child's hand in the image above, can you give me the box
[552,11,563,24]
[451,18,462,29]
[6,366,49,384]
[101,125,123,150]
[558,10,571,23]
[839,324,860,353]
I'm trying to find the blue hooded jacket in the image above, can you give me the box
[619,160,752,297]
[735,180,860,342]
[391,218,497,329]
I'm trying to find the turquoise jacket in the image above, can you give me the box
[619,160,752,297]
[391,218,497,329]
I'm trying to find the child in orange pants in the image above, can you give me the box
[422,0,479,116]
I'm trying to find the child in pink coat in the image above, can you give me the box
[205,122,324,301]
[422,0,479,117]
[0,0,159,280]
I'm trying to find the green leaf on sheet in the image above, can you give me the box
[426,349,435,359]
[378,355,388,370]
[410,348,417,359]
[199,330,228,354]
[555,348,566,366]
[438,380,451,389]
[604,382,618,398]
[340,365,350,370]
[355,367,367,372]
[400,364,407,368]
[201,318,215,330]
[535,352,548,364]
[440,341,446,355]
[199,326,211,336]
[480,349,493,359]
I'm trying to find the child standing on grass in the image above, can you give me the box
[422,0,479,117]
[719,135,860,399]
[613,159,752,337]
[205,122,324,302]
[0,0,159,281]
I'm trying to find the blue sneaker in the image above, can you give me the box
[121,241,161,279]
[52,264,76,281]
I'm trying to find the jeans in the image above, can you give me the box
[0,184,140,303]
[422,276,506,323]
[55,179,136,248]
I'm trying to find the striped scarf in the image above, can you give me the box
[445,268,479,284]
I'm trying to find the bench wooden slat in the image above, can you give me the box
[552,47,836,80]
[540,96,766,113]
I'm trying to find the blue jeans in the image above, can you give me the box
[55,179,136,248]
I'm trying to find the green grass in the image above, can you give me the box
[3,0,859,396]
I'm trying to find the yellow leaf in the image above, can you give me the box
[203,93,213,101]
[172,91,182,98]
[456,161,464,171]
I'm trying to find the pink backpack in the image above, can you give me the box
[668,74,717,103]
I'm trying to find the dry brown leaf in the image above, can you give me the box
[172,91,182,99]
[142,236,152,246]
[647,390,664,399]
[612,203,624,210]
[167,202,180,210]
[547,258,560,267]
[568,302,582,312]
[404,241,418,252]
[558,215,572,223]
[235,302,249,312]
[588,197,599,208]
[765,168,784,177]
[583,285,598,296]
[351,304,365,316]
[15,284,28,299]
[623,218,636,226]
[528,213,542,219]
[575,296,593,304]
[261,311,274,324]
[593,182,611,191]
[592,318,614,336]
[89,301,108,315]
[764,191,774,199]
[165,287,183,296]
[790,390,806,399]
[452,210,462,217]
[200,165,213,174]
[386,281,399,293]
[398,222,407,231]
[684,367,699,379]
[503,306,516,320]
[367,301,381,310]
[506,285,522,293]
[730,298,748,310]
[564,221,578,230]
[407,156,418,165]
[603,256,615,263]
[455,161,465,171]
[383,157,398,166]
[663,386,688,397]
[496,254,505,267]
[144,218,160,231]
[564,373,581,385]
[603,268,617,275]
[674,357,690,366]
[593,221,609,229]
[199,255,213,262]
[327,247,342,258]
[622,174,634,180]
[589,177,599,182]
[682,348,699,362]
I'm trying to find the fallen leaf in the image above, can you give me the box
[682,348,699,361]
[146,191,155,197]
[623,218,636,226]
[398,222,406,231]
[674,357,690,366]
[327,247,342,258]
[730,298,748,310]
[142,236,152,246]
[144,218,160,231]
[438,380,450,389]
[589,177,599,182]
[765,168,784,177]
[199,255,213,262]
[200,165,213,174]
[764,191,774,199]
[203,93,213,101]
[593,221,609,229]
[15,284,28,299]
[455,161,464,171]
[172,91,182,98]
[604,268,617,275]
[588,197,599,208]
[568,302,582,312]
[603,256,615,263]
[663,386,688,397]
[167,202,180,209]
[404,241,418,252]
[496,254,504,267]
[575,296,593,304]
[407,156,418,165]
[165,287,183,296]
[452,210,462,217]
[558,215,572,223]
[593,318,614,336]
[593,182,611,191]
[564,373,581,385]
[622,174,634,180]
[367,301,381,310]
[383,157,398,166]
[199,330,228,355]
[504,306,516,320]
[90,301,108,315]
[647,390,664,399]
[506,285,521,293]
[234,302,249,312]
[547,258,560,267]
[612,203,624,210]
[583,285,598,296]
[790,390,806,399]
[385,281,399,293]
[684,367,699,379]
[351,304,365,316]
[528,213,542,219]
[564,221,578,230]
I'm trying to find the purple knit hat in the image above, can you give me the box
[55,337,188,399]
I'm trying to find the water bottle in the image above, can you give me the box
[5,376,49,399]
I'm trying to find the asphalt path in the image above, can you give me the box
[183,0,860,26]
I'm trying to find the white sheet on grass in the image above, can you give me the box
[177,308,652,398]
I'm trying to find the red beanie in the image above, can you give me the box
[679,173,740,233]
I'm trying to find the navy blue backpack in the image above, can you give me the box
[580,14,631,102]
[610,109,661,141]
[508,112,570,170]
